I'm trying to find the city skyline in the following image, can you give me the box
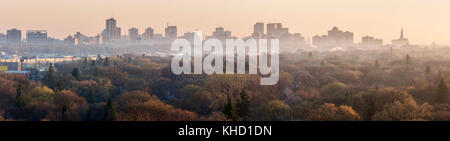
[0,18,420,46]
[1,0,450,44]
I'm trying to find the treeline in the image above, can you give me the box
[0,49,450,121]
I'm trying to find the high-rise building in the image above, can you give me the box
[210,27,231,41]
[6,28,21,44]
[165,25,177,40]
[362,36,383,48]
[129,28,139,41]
[267,23,282,36]
[252,22,264,39]
[327,27,353,45]
[26,30,47,44]
[142,27,154,40]
[102,18,121,42]
[312,27,354,48]
[254,22,264,34]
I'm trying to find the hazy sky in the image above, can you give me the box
[1,0,449,44]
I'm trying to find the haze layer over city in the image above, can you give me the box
[1,0,450,44]
[1,0,450,122]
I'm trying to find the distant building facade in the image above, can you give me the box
[26,30,48,45]
[165,25,177,40]
[392,29,409,47]
[129,28,140,41]
[252,22,264,39]
[6,29,22,44]
[0,62,21,71]
[102,18,121,42]
[313,27,354,48]
[142,27,154,40]
[361,36,383,48]
[64,35,75,45]
[207,27,232,41]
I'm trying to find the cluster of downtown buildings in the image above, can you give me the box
[0,18,412,50]
[61,18,309,48]
[0,18,430,78]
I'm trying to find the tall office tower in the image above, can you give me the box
[142,27,154,40]
[211,27,231,41]
[253,22,264,34]
[193,31,202,42]
[6,28,22,44]
[106,18,116,31]
[129,28,139,41]
[252,22,264,39]
[165,25,177,40]
[267,23,282,36]
[26,30,48,44]
[102,18,121,42]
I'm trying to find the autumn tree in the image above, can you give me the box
[127,56,132,64]
[104,57,110,66]
[237,89,250,120]
[375,60,380,68]
[114,91,198,121]
[260,100,291,121]
[14,84,26,108]
[28,86,54,103]
[305,103,360,121]
[87,87,95,104]
[425,66,431,75]
[104,98,117,121]
[406,54,411,65]
[174,85,214,116]
[54,90,87,121]
[223,97,240,121]
[91,60,96,66]
[56,79,64,92]
[436,78,449,103]
[61,105,67,121]
[320,82,349,105]
[372,99,432,121]
[43,63,56,89]
[0,77,17,109]
[425,66,433,83]
[72,67,81,80]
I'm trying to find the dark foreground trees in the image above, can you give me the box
[1,49,450,121]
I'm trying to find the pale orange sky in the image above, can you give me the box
[1,0,449,44]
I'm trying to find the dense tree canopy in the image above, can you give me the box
[1,49,450,121]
